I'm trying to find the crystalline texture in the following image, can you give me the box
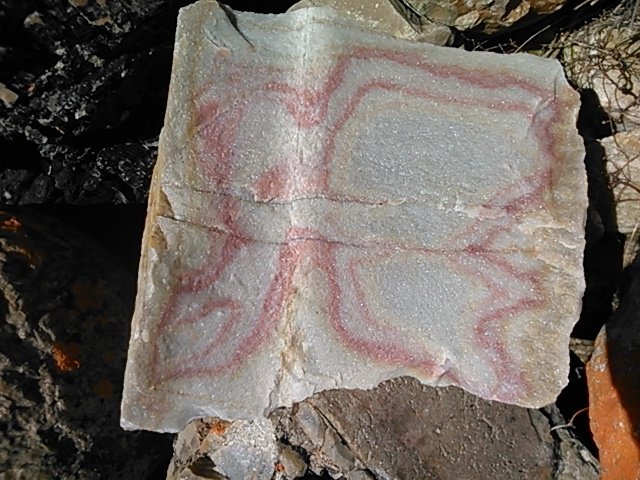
[121,0,587,432]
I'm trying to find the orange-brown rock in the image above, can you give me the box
[587,269,640,479]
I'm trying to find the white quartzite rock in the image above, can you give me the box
[121,0,587,432]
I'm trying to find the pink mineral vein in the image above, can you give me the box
[121,0,587,432]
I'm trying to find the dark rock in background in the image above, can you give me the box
[0,209,172,478]
[0,0,298,205]
[0,0,185,204]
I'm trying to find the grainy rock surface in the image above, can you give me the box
[167,377,599,479]
[0,210,170,479]
[122,0,587,432]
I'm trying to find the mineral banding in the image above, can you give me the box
[121,0,587,432]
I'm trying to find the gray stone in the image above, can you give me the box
[274,377,599,479]
[167,377,599,479]
[0,210,170,479]
[166,417,276,480]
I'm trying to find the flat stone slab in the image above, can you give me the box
[121,0,587,432]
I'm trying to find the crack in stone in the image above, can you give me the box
[156,212,560,257]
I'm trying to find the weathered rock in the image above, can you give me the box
[0,210,169,479]
[122,0,587,432]
[0,0,187,204]
[602,130,640,264]
[167,377,599,479]
[289,0,453,45]
[587,256,640,480]
[276,445,308,479]
[393,0,567,33]
[569,337,594,365]
[561,3,640,131]
[166,417,277,480]
[0,139,158,205]
[275,378,599,479]
[0,82,19,107]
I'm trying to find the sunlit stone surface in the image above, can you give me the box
[121,0,587,432]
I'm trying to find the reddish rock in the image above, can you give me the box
[587,266,640,479]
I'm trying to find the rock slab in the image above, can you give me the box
[276,378,599,479]
[122,0,587,432]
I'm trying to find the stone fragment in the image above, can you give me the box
[587,258,640,480]
[276,445,308,479]
[166,417,276,480]
[569,337,594,365]
[561,3,640,130]
[289,0,453,45]
[0,82,19,107]
[0,210,169,479]
[602,130,640,264]
[275,377,599,479]
[121,0,587,432]
[394,0,567,33]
